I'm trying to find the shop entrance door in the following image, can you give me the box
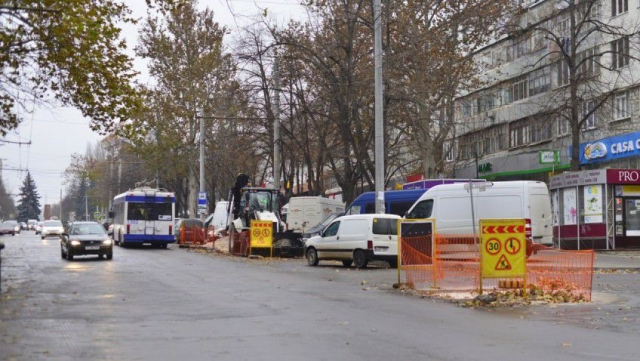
[622,198,640,248]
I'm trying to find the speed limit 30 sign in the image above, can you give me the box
[480,219,526,279]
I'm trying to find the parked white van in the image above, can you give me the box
[305,214,401,268]
[287,196,345,233]
[405,181,553,245]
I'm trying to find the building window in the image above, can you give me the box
[577,47,599,77]
[611,0,628,16]
[611,37,630,69]
[476,93,495,113]
[444,141,456,162]
[509,117,551,148]
[614,92,630,120]
[511,76,529,102]
[557,14,570,36]
[507,36,531,61]
[577,1,601,23]
[531,30,546,52]
[531,118,552,142]
[528,67,551,96]
[581,101,597,130]
[462,101,472,118]
[557,117,571,136]
[457,126,508,159]
[510,121,531,148]
[557,60,570,87]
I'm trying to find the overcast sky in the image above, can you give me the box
[1,0,304,207]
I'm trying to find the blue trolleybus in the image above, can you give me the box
[111,187,176,248]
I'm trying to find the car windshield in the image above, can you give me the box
[246,191,275,213]
[44,221,62,227]
[6,220,17,225]
[128,202,173,221]
[70,224,106,235]
[319,213,340,227]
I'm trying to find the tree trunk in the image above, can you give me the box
[340,182,357,206]
[421,136,438,178]
[570,122,581,171]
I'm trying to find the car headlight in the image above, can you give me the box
[70,240,81,246]
[102,239,112,246]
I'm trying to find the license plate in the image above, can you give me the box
[85,246,100,250]
[374,246,388,252]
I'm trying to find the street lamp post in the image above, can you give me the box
[374,0,385,213]
[199,111,206,221]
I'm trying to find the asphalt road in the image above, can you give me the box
[1,232,640,360]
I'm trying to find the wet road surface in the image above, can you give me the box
[1,233,640,360]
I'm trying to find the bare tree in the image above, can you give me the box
[135,0,236,216]
[386,0,513,178]
[510,0,640,170]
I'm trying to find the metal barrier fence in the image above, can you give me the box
[400,234,595,301]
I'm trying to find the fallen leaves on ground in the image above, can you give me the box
[595,268,640,274]
[459,285,588,308]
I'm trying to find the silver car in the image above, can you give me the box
[41,220,64,239]
[0,222,15,236]
[4,220,20,234]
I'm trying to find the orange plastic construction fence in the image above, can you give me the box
[180,225,207,245]
[400,235,438,290]
[400,234,594,301]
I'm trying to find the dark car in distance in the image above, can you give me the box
[61,222,113,261]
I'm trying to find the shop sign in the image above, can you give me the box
[607,169,640,184]
[549,169,606,189]
[539,150,558,164]
[574,131,640,165]
[478,163,492,173]
[614,184,640,196]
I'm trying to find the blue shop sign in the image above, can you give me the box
[573,131,640,165]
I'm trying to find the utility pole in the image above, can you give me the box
[374,0,385,214]
[199,109,206,221]
[59,189,62,221]
[155,127,161,190]
[117,159,122,193]
[273,57,282,191]
[85,195,89,221]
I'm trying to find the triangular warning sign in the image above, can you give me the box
[495,255,512,271]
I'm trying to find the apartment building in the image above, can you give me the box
[448,0,640,181]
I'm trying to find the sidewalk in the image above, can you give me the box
[594,251,640,269]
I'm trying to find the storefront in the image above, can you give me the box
[550,169,640,250]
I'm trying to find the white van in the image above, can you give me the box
[405,181,553,245]
[305,214,401,268]
[287,196,345,233]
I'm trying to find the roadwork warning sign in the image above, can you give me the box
[250,221,273,248]
[480,219,526,278]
